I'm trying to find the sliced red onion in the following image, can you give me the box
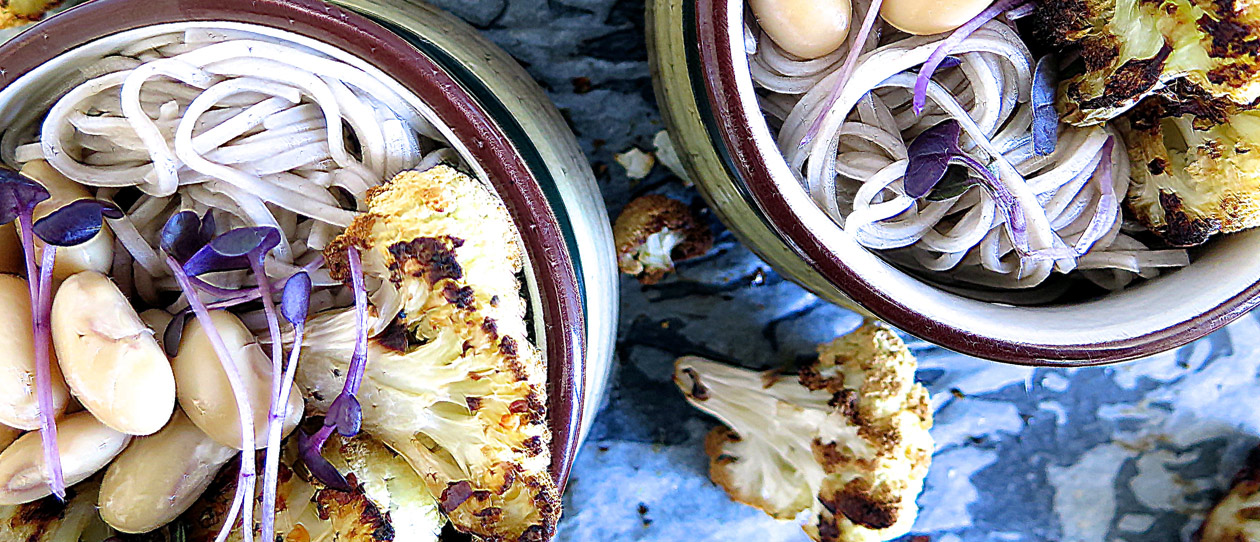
[801,0,886,148]
[913,0,1029,115]
[1031,55,1059,156]
[1073,138,1119,255]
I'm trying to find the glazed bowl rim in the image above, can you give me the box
[0,0,586,483]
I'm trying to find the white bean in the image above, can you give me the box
[749,0,852,59]
[0,223,23,276]
[0,411,130,505]
[173,310,302,449]
[880,0,995,35]
[99,409,235,533]
[51,271,175,436]
[0,274,69,431]
[0,425,18,453]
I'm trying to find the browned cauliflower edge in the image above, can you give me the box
[1035,0,1260,125]
[673,322,933,542]
[1196,446,1260,542]
[613,194,713,284]
[1115,97,1260,245]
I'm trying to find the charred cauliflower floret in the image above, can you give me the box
[613,194,713,285]
[308,166,558,542]
[1115,97,1260,245]
[673,322,933,542]
[1197,446,1260,542]
[0,0,59,29]
[1038,0,1260,125]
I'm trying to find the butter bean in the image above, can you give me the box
[750,0,852,59]
[99,409,235,533]
[880,0,993,35]
[173,310,302,450]
[0,274,69,431]
[0,223,24,276]
[0,425,18,453]
[20,160,114,282]
[0,411,130,505]
[52,271,175,436]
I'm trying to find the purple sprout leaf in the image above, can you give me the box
[0,169,49,226]
[297,427,352,491]
[160,210,212,263]
[281,271,312,325]
[904,120,965,198]
[163,311,193,358]
[199,210,217,242]
[325,393,362,438]
[32,199,123,247]
[1032,55,1059,156]
[913,0,1029,115]
[925,166,980,201]
[183,227,281,277]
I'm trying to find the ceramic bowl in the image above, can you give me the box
[0,0,618,486]
[647,0,1260,365]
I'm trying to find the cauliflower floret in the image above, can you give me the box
[1037,0,1260,125]
[1116,97,1260,245]
[1197,446,1260,541]
[307,166,557,542]
[673,322,933,542]
[613,194,713,284]
[0,0,58,29]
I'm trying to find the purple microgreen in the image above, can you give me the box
[925,166,979,201]
[160,214,256,542]
[281,272,312,325]
[34,246,63,500]
[1032,55,1059,156]
[913,0,1029,115]
[326,393,363,437]
[1006,2,1036,18]
[160,210,210,264]
[1073,138,1119,255]
[904,120,965,198]
[31,199,123,247]
[0,169,49,226]
[800,0,885,149]
[297,425,352,491]
[199,210,217,243]
[183,226,281,277]
[162,311,193,358]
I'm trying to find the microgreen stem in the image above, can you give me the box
[345,247,368,396]
[32,240,64,500]
[166,255,256,542]
[252,258,284,542]
[801,0,885,149]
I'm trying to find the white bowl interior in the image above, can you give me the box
[0,20,552,353]
[725,4,1260,348]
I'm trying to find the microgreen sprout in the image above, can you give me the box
[297,245,369,489]
[913,0,1029,115]
[800,0,885,148]
[160,215,258,542]
[1032,55,1060,156]
[260,271,312,542]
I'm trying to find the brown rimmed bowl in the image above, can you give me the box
[0,0,620,489]
[647,0,1260,366]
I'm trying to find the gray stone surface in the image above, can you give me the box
[428,1,1260,540]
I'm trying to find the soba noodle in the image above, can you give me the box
[1,28,459,330]
[747,0,1189,292]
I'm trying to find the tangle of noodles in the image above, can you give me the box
[1,28,459,331]
[745,0,1189,292]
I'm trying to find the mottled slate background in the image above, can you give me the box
[413,0,1260,541]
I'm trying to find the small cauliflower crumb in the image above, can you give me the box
[674,322,933,542]
[653,130,693,186]
[613,194,713,284]
[614,147,656,180]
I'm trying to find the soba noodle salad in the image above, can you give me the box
[743,0,1221,295]
[0,27,557,542]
